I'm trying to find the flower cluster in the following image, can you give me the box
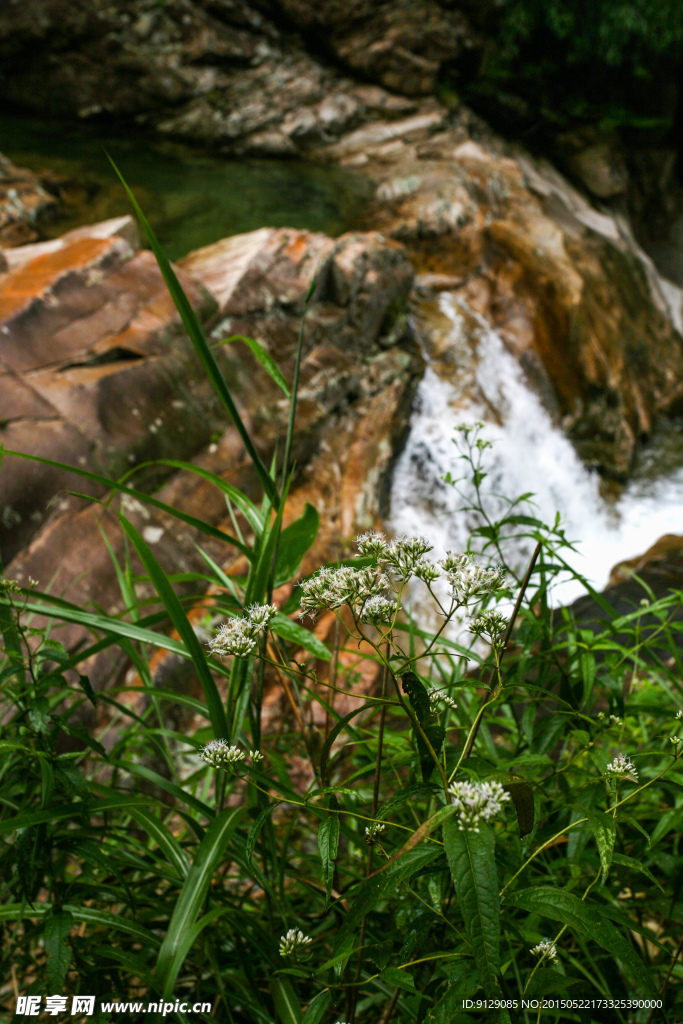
[299,565,390,620]
[447,561,506,605]
[530,939,558,963]
[428,688,458,714]
[469,610,508,649]
[199,740,246,769]
[208,604,277,657]
[448,780,510,832]
[279,928,312,957]
[605,754,638,783]
[249,749,264,764]
[365,821,385,845]
[359,594,398,626]
[676,710,683,720]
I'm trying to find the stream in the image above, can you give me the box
[0,112,371,261]
[389,294,683,606]
[3,113,683,605]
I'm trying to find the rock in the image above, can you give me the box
[4,218,419,702]
[276,0,478,96]
[317,105,683,479]
[0,151,61,246]
[0,216,221,563]
[555,130,629,200]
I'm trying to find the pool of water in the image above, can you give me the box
[0,113,372,260]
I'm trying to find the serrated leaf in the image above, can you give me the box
[44,909,74,992]
[506,887,655,995]
[318,812,340,907]
[402,671,431,725]
[583,806,615,884]
[379,966,419,993]
[505,781,534,838]
[444,817,501,995]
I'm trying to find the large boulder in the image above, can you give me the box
[4,218,418,697]
[319,105,683,479]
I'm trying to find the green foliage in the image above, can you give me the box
[2,183,683,1024]
[456,0,683,132]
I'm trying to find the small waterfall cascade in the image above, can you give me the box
[389,293,683,606]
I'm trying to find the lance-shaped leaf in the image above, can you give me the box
[318,811,340,907]
[584,806,616,885]
[444,817,501,995]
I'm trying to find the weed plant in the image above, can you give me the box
[1,177,682,1024]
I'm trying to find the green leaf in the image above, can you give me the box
[127,807,190,880]
[415,723,445,783]
[270,976,303,1024]
[379,966,419,993]
[505,781,535,838]
[153,807,243,997]
[319,701,381,785]
[245,802,281,868]
[402,671,431,725]
[583,806,616,884]
[506,887,655,995]
[119,515,229,740]
[443,818,500,995]
[611,852,663,892]
[300,990,330,1024]
[44,909,74,992]
[108,156,280,508]
[218,334,291,398]
[274,504,320,588]
[332,845,440,975]
[271,613,330,662]
[318,812,340,907]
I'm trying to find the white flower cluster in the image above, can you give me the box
[365,821,385,844]
[428,688,458,714]
[299,565,390,620]
[469,610,508,648]
[199,739,246,768]
[279,928,312,957]
[208,604,277,657]
[442,557,506,606]
[530,938,558,963]
[605,754,638,783]
[448,779,510,832]
[199,741,263,770]
[359,593,398,626]
[676,710,683,720]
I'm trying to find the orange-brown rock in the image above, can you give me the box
[320,108,683,479]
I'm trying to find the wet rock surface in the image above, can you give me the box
[0,151,61,246]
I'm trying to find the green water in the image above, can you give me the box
[0,113,372,260]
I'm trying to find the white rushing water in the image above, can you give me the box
[389,294,683,606]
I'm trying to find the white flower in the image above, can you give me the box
[209,618,257,657]
[676,710,683,720]
[279,928,313,957]
[469,610,508,648]
[199,739,246,769]
[428,688,458,714]
[609,714,622,726]
[245,603,277,629]
[385,535,433,581]
[359,594,397,626]
[448,780,510,832]
[447,563,506,605]
[365,822,385,844]
[299,565,390,619]
[249,749,264,763]
[356,531,390,561]
[530,938,558,963]
[413,559,441,584]
[671,736,680,745]
[605,754,638,783]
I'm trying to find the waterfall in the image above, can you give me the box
[389,293,683,606]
